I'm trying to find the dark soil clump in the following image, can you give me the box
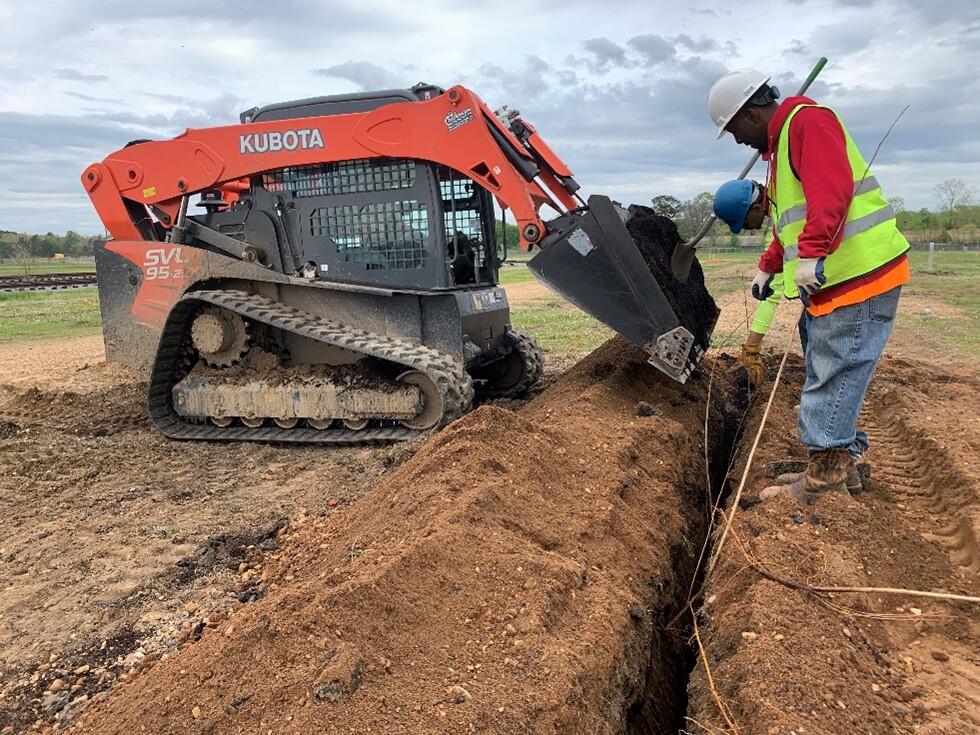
[627,205,719,357]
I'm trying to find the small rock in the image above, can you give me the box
[909,607,922,616]
[842,627,851,638]
[49,678,66,692]
[328,498,339,507]
[183,602,199,614]
[741,632,758,641]
[41,691,70,715]
[922,308,932,316]
[312,643,364,704]
[635,401,659,417]
[73,665,90,675]
[504,624,516,636]
[773,634,785,641]
[447,685,471,704]
[192,706,202,719]
[871,683,881,692]
[931,651,949,662]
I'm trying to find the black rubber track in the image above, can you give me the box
[149,289,473,444]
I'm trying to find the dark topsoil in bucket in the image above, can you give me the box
[627,205,719,356]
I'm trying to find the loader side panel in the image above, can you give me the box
[95,241,162,377]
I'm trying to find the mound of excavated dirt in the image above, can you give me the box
[0,364,414,733]
[627,206,719,357]
[68,338,735,735]
[686,355,980,735]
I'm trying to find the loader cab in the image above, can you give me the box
[210,85,502,293]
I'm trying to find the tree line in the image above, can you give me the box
[0,230,105,261]
[649,177,980,244]
[5,177,978,262]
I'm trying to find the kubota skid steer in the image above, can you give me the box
[83,82,705,444]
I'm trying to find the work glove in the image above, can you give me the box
[795,257,826,298]
[733,341,765,386]
[751,269,775,301]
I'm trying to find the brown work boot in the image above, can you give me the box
[760,449,851,504]
[773,455,863,495]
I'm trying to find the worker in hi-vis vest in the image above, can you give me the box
[707,69,910,504]
[711,179,809,387]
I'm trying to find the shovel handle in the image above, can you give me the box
[682,57,829,249]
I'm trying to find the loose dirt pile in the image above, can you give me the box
[627,206,719,356]
[68,338,736,734]
[0,359,417,733]
[686,355,980,735]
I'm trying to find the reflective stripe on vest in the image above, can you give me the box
[775,176,883,232]
[771,104,909,299]
[782,203,896,261]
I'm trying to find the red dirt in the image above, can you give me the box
[6,329,979,734]
[67,338,731,734]
[687,355,980,735]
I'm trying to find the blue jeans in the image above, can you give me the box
[798,286,901,456]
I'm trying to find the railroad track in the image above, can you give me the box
[0,272,98,292]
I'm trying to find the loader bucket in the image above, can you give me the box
[529,195,710,383]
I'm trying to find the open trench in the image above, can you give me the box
[67,339,752,735]
[623,370,747,735]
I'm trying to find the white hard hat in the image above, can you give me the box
[708,69,771,140]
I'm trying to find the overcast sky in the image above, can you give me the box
[1,0,978,234]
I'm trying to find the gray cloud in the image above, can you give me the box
[31,1,406,48]
[795,0,980,23]
[627,35,676,67]
[0,1,977,233]
[581,38,630,73]
[782,39,809,57]
[671,34,717,53]
[65,91,122,104]
[312,62,404,91]
[54,68,108,83]
[475,56,556,101]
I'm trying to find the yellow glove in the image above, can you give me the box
[734,341,765,386]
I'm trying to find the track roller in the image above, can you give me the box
[396,370,443,430]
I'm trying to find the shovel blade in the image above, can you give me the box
[528,195,705,382]
[670,242,697,283]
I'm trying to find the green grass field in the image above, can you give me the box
[1,252,976,359]
[0,289,102,341]
[0,259,96,276]
[901,251,980,357]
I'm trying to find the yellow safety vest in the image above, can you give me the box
[770,104,909,299]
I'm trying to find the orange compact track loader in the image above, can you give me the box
[83,83,707,444]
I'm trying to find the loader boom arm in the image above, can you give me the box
[82,85,580,249]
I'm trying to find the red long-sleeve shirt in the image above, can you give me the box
[758,95,855,273]
[756,96,910,314]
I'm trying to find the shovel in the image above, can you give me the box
[670,57,828,282]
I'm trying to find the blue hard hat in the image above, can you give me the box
[713,179,755,234]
